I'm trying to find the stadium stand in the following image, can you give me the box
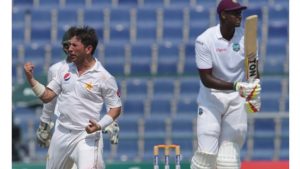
[195,0,218,8]
[243,0,271,7]
[38,0,61,8]
[149,97,172,117]
[83,8,105,27]
[13,0,33,8]
[64,0,87,8]
[175,97,198,117]
[280,118,289,160]
[30,25,52,44]
[125,77,149,100]
[155,42,180,75]
[129,42,153,75]
[56,8,80,27]
[89,0,112,8]
[123,98,146,118]
[12,25,25,45]
[152,77,176,99]
[268,5,289,25]
[141,0,166,7]
[169,0,191,7]
[30,8,52,28]
[178,77,199,99]
[116,136,140,161]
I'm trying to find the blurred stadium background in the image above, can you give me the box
[12,0,289,168]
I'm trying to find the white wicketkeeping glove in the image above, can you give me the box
[103,121,119,144]
[234,79,261,99]
[245,95,261,113]
[36,121,54,148]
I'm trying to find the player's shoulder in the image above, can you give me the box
[95,60,114,79]
[195,25,218,44]
[49,60,67,73]
[49,60,67,69]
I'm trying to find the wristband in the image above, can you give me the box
[32,82,46,97]
[98,115,113,130]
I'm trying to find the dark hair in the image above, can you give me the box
[61,27,77,54]
[67,26,98,55]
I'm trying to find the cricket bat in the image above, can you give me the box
[244,15,258,82]
[244,15,260,113]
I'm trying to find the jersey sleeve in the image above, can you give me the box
[47,64,59,82]
[40,66,59,123]
[195,38,212,69]
[40,97,57,123]
[47,66,63,95]
[101,77,122,109]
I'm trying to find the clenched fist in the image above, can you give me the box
[85,119,101,134]
[24,62,35,85]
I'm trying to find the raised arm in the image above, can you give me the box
[24,62,57,103]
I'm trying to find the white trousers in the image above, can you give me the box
[196,91,247,155]
[46,124,105,169]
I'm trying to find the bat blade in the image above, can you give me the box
[244,15,258,82]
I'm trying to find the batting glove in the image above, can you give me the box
[245,95,261,113]
[103,121,119,144]
[234,79,261,99]
[36,121,54,148]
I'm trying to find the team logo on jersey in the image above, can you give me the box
[84,82,93,91]
[64,72,71,81]
[216,48,227,52]
[232,43,240,52]
[198,107,203,115]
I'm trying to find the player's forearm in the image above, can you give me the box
[198,69,234,90]
[26,77,38,87]
[40,88,57,103]
[107,106,122,120]
[96,107,121,131]
[31,81,57,103]
[203,77,234,90]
